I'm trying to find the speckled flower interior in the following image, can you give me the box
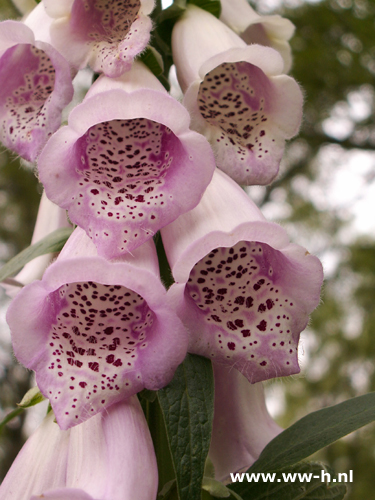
[44,280,155,427]
[71,118,186,254]
[186,240,300,382]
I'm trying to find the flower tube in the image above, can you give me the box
[7,227,187,429]
[38,62,215,259]
[162,170,323,383]
[0,410,70,499]
[43,0,155,77]
[0,20,73,161]
[209,364,282,483]
[219,0,295,73]
[172,5,302,186]
[1,397,158,500]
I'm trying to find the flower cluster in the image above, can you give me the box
[0,1,323,498]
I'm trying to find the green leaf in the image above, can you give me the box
[229,462,347,500]
[246,392,375,474]
[137,46,164,76]
[18,386,45,408]
[0,227,73,282]
[188,0,221,18]
[157,354,214,500]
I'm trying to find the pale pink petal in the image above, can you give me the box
[66,396,158,500]
[209,364,282,482]
[0,411,69,499]
[31,490,93,500]
[163,170,323,383]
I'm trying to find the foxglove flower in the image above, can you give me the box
[0,20,73,162]
[7,227,188,429]
[1,191,69,298]
[38,62,215,259]
[209,364,282,482]
[162,170,323,383]
[43,0,155,77]
[220,0,295,73]
[0,397,158,500]
[172,5,303,186]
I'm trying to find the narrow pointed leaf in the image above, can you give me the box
[157,354,214,500]
[248,392,375,474]
[0,227,72,282]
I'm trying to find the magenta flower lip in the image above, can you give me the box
[38,75,215,259]
[163,170,323,383]
[7,228,188,430]
[0,21,74,162]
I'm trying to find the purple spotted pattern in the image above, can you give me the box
[198,61,274,168]
[186,240,299,382]
[71,118,185,255]
[45,281,155,428]
[0,44,55,159]
[69,0,148,76]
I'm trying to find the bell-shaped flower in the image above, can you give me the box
[219,0,295,73]
[209,364,282,483]
[42,0,155,77]
[162,170,323,384]
[7,226,188,429]
[0,19,74,162]
[2,191,70,298]
[38,62,215,260]
[172,5,302,186]
[0,397,158,500]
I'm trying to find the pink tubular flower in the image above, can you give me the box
[7,227,188,429]
[43,0,155,77]
[209,364,282,483]
[219,0,295,73]
[0,397,158,500]
[172,5,303,186]
[0,20,73,162]
[38,62,215,259]
[162,170,323,384]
